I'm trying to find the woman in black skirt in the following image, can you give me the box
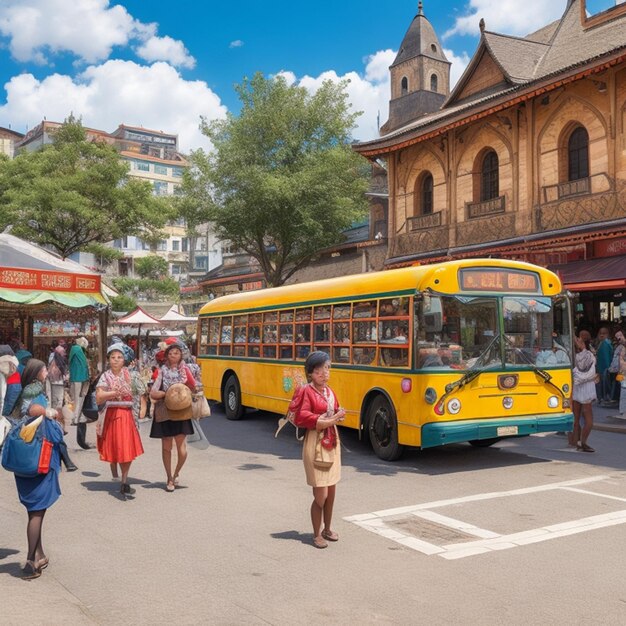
[149,343,196,491]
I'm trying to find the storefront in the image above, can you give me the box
[0,233,109,370]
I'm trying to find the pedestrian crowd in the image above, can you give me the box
[0,334,204,579]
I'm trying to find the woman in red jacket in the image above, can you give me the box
[293,351,345,549]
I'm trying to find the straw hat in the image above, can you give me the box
[164,383,193,420]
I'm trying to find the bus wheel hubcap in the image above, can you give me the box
[228,392,237,411]
[372,409,391,446]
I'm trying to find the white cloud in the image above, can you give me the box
[229,40,244,48]
[0,0,193,68]
[445,0,566,38]
[0,60,227,151]
[136,35,195,69]
[279,47,470,141]
[444,48,471,87]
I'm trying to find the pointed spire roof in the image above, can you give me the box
[391,2,449,68]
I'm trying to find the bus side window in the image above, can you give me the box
[353,347,375,365]
[333,346,350,364]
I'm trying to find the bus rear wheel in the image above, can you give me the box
[223,375,244,420]
[469,437,500,447]
[368,395,404,461]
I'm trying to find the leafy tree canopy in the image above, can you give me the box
[134,255,169,280]
[112,276,179,301]
[183,73,369,286]
[0,116,173,258]
[110,293,137,313]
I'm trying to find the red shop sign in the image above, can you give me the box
[594,237,626,258]
[0,266,101,293]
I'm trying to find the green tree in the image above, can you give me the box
[183,73,369,287]
[110,293,137,313]
[0,116,173,258]
[134,255,169,280]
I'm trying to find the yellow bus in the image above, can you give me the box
[197,259,573,460]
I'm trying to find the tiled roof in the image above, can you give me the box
[482,32,549,82]
[392,9,449,67]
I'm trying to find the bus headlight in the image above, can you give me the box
[547,396,559,408]
[562,383,570,394]
[424,387,438,405]
[562,398,571,409]
[447,398,461,414]
[503,397,514,409]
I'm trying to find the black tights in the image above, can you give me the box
[26,509,46,562]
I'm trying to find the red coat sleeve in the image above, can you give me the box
[293,387,320,430]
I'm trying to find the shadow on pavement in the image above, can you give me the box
[201,408,548,477]
[0,548,20,560]
[0,559,25,578]
[270,530,311,545]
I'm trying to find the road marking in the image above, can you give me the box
[411,510,501,539]
[346,475,608,520]
[344,475,626,560]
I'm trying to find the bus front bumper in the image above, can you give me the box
[420,413,574,449]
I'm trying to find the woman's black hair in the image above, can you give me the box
[304,351,330,376]
[21,358,46,389]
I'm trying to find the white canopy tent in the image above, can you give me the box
[159,304,197,323]
[115,306,162,363]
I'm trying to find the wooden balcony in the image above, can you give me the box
[465,195,505,219]
[407,211,442,232]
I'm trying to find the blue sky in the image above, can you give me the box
[0,0,574,151]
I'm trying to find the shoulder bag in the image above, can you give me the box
[1,417,53,477]
[191,387,211,420]
[313,426,337,470]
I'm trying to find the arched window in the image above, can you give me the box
[414,172,434,215]
[480,150,499,202]
[430,74,438,92]
[568,126,589,181]
[401,76,408,95]
[421,174,434,214]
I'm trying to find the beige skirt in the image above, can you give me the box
[302,428,341,487]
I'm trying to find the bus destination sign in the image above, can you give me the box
[460,269,540,293]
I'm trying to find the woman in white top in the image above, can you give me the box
[569,334,597,452]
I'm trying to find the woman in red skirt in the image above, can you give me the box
[96,345,144,497]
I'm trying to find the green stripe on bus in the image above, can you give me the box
[195,354,570,376]
[197,288,417,317]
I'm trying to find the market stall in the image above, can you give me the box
[0,232,110,370]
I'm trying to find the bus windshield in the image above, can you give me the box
[417,294,572,370]
[503,295,571,367]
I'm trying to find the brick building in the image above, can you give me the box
[353,0,626,329]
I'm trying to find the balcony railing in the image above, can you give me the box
[557,177,590,199]
[407,211,442,232]
[465,196,505,219]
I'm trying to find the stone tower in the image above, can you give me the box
[381,1,451,134]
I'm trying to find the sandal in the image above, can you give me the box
[22,560,42,579]
[321,529,339,542]
[313,536,328,549]
[580,443,595,453]
[173,475,180,486]
[36,557,49,570]
[166,480,175,492]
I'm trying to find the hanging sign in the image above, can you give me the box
[0,266,101,293]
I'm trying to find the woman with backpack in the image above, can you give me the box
[13,359,65,579]
[293,351,345,549]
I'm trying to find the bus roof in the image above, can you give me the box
[198,258,562,315]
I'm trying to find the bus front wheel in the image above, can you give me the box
[368,395,404,461]
[224,375,244,420]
